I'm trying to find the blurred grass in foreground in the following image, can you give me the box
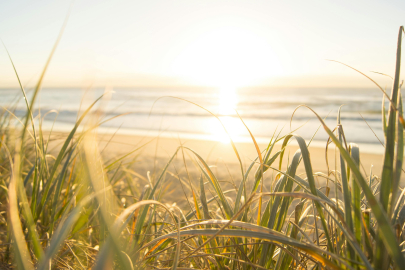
[1,27,405,270]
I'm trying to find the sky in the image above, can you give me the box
[0,0,404,88]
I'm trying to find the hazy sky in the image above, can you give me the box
[0,0,404,88]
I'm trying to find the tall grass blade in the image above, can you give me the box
[298,104,405,269]
[293,134,334,252]
[8,146,34,270]
[2,45,45,261]
[349,144,362,257]
[392,93,403,216]
[375,26,403,270]
[81,130,133,269]
[199,176,210,220]
[184,147,233,219]
[36,95,104,217]
[37,192,99,270]
[338,107,356,263]
[259,149,301,266]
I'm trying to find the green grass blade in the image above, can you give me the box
[278,134,293,171]
[8,148,34,270]
[251,150,281,195]
[391,93,403,216]
[349,144,362,247]
[275,150,301,231]
[293,134,334,252]
[383,94,388,137]
[81,131,133,269]
[184,147,233,219]
[37,193,97,270]
[375,26,403,270]
[135,148,180,240]
[259,149,301,266]
[380,26,402,216]
[200,175,211,220]
[234,111,264,224]
[49,147,75,235]
[298,104,405,269]
[36,95,104,218]
[337,107,355,262]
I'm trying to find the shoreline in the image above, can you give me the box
[45,121,386,153]
[47,128,385,178]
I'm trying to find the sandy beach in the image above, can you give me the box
[47,130,386,188]
[94,132,384,174]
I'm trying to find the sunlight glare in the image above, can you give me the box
[171,26,283,86]
[209,116,242,144]
[218,86,238,115]
[208,86,242,143]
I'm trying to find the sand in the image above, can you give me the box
[46,130,388,206]
[94,132,384,176]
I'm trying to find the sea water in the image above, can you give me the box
[0,87,389,154]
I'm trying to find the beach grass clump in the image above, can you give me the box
[1,26,405,269]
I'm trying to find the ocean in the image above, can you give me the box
[0,87,389,153]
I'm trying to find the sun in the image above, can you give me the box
[170,25,282,143]
[170,26,283,87]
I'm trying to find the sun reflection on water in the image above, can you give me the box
[209,86,242,143]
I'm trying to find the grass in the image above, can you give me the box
[1,26,405,269]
